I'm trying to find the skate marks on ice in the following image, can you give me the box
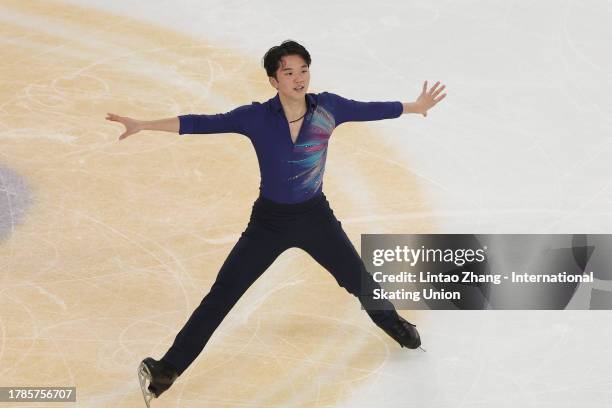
[0,0,431,407]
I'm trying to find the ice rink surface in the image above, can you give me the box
[1,0,611,406]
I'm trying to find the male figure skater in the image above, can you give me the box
[106,40,446,407]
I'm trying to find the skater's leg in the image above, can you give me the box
[295,202,400,330]
[161,222,287,375]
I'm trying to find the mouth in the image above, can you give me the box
[294,86,305,92]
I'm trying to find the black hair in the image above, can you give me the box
[262,40,311,79]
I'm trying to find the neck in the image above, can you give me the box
[278,92,306,120]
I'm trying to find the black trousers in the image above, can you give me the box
[161,192,400,375]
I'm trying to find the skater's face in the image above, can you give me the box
[269,54,310,99]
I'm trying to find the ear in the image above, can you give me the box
[268,76,278,89]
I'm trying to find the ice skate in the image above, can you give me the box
[137,357,178,407]
[382,316,423,350]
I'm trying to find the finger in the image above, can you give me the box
[434,93,447,104]
[429,81,440,94]
[422,80,427,93]
[432,84,445,98]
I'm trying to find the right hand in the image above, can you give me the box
[106,113,141,140]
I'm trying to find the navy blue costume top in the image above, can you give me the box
[179,92,403,204]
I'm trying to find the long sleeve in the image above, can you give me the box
[324,92,403,126]
[178,104,254,137]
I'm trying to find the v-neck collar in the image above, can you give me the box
[288,116,305,147]
[272,92,316,148]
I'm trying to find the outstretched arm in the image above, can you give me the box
[402,81,447,117]
[106,104,253,141]
[329,81,447,126]
[105,114,179,140]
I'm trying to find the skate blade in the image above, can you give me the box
[419,346,427,352]
[137,361,154,408]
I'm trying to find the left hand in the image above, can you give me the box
[415,81,447,117]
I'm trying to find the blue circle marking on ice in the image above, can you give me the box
[0,165,33,242]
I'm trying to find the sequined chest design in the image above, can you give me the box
[287,106,336,198]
